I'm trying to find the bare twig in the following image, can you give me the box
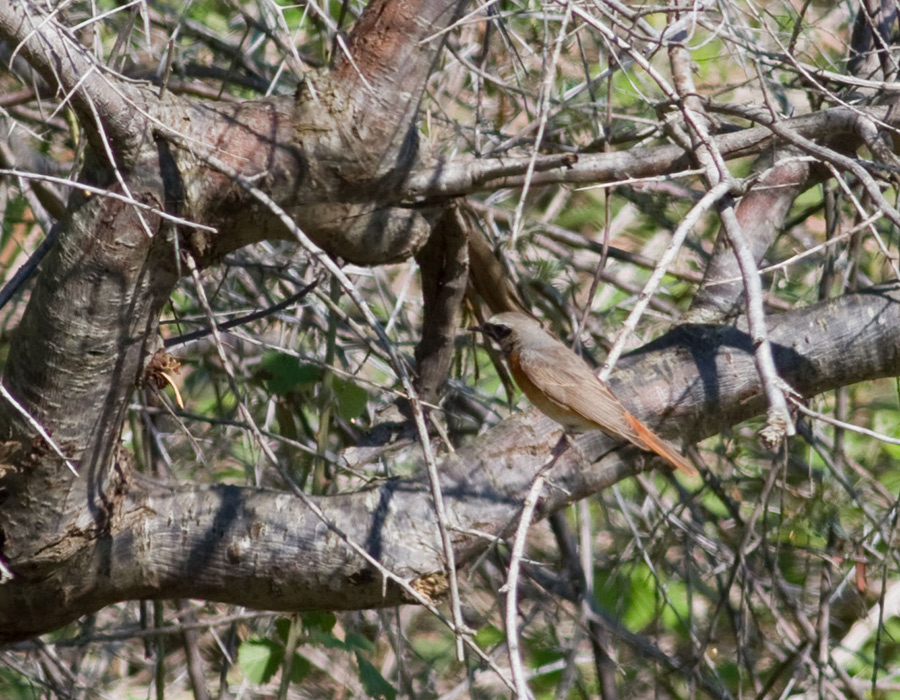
[502,443,564,699]
[598,180,730,380]
[668,27,794,443]
[510,2,571,241]
[0,381,78,476]
[789,396,900,447]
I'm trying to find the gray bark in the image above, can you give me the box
[2,282,899,643]
[2,0,900,646]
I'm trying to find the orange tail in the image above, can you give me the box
[624,414,697,477]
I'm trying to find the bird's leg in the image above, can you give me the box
[550,432,570,460]
[528,433,570,480]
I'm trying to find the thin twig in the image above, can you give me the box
[0,169,217,231]
[706,211,881,287]
[668,31,794,443]
[503,476,545,699]
[789,397,900,447]
[598,180,729,380]
[720,204,796,443]
[164,280,318,347]
[502,441,567,698]
[510,2,571,241]
[0,225,59,312]
[0,381,78,475]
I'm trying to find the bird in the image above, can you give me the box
[471,311,696,476]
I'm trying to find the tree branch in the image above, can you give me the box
[0,2,148,159]
[404,105,888,198]
[3,283,900,643]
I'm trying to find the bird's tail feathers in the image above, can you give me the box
[624,414,697,477]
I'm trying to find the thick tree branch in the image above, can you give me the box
[414,203,470,404]
[404,105,888,198]
[3,283,900,643]
[0,3,148,160]
[334,0,467,169]
[688,152,817,321]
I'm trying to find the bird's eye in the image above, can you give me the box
[486,324,512,341]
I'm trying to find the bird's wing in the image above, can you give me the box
[517,342,696,476]
[515,343,637,438]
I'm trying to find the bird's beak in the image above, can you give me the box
[468,324,484,333]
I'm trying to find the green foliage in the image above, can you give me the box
[302,610,337,634]
[237,614,392,693]
[0,191,28,241]
[595,564,659,633]
[410,628,455,669]
[0,668,37,700]
[355,652,397,700]
[259,353,323,396]
[475,623,505,649]
[333,376,369,421]
[237,637,284,685]
[555,195,608,232]
[659,580,690,637]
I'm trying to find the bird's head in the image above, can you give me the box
[469,312,541,354]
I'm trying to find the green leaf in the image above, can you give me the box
[660,580,690,636]
[594,565,657,632]
[622,566,657,632]
[0,666,38,700]
[289,653,312,683]
[274,617,292,642]
[238,638,283,684]
[344,631,376,653]
[214,466,247,483]
[308,627,347,650]
[333,378,368,421]
[259,353,322,395]
[355,651,397,700]
[475,624,505,648]
[302,610,336,633]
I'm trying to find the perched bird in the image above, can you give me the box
[471,311,695,476]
